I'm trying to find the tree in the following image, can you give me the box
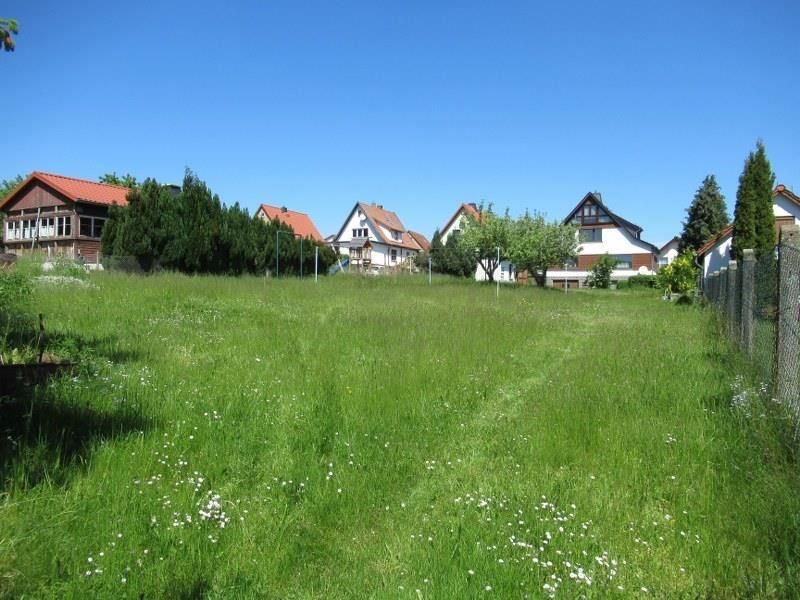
[656,252,699,294]
[100,172,139,188]
[586,254,616,288]
[0,175,24,201]
[457,204,511,282]
[1,19,18,52]
[508,212,579,287]
[732,141,775,261]
[679,175,728,253]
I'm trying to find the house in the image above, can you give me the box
[438,202,516,282]
[658,237,681,267]
[1,172,129,263]
[440,203,480,244]
[255,204,323,241]
[546,192,659,288]
[331,202,428,272]
[697,184,800,278]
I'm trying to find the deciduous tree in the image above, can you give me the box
[457,204,511,282]
[508,212,579,287]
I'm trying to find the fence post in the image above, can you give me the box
[740,249,755,356]
[727,260,738,341]
[719,267,728,316]
[777,225,800,411]
[710,271,719,305]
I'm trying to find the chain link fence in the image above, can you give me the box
[704,225,800,414]
[751,252,778,386]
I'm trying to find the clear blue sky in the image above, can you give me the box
[4,1,799,246]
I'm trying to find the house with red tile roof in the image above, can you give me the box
[255,204,323,242]
[1,172,130,263]
[331,202,428,272]
[436,202,517,282]
[697,184,800,278]
[439,203,480,244]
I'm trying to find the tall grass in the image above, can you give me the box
[1,273,798,598]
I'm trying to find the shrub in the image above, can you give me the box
[627,274,657,288]
[586,254,616,288]
[657,252,699,294]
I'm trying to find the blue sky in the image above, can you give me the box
[4,1,799,246]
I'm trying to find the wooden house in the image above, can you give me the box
[1,172,130,264]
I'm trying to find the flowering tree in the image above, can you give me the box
[457,203,512,283]
[508,212,579,286]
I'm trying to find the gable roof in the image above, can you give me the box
[775,184,800,208]
[563,191,660,254]
[257,204,322,241]
[334,202,424,251]
[408,230,431,252]
[696,224,733,258]
[0,171,130,210]
[659,236,681,253]
[697,184,799,258]
[440,203,480,236]
[563,192,643,236]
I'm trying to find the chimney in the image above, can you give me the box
[281,206,288,213]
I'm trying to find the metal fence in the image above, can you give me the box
[704,225,800,413]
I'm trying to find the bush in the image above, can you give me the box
[0,267,34,361]
[616,280,630,290]
[586,254,616,289]
[627,274,657,288]
[657,252,699,294]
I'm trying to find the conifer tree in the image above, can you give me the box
[679,175,728,253]
[732,141,775,261]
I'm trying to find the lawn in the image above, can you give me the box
[1,273,798,598]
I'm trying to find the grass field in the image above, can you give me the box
[1,273,799,598]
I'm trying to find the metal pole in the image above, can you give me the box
[300,237,304,278]
[315,246,319,282]
[496,247,500,298]
[275,230,279,278]
[428,256,432,285]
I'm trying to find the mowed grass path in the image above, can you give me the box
[1,274,799,598]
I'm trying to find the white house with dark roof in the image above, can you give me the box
[546,192,659,288]
[658,237,681,268]
[331,202,429,273]
[697,184,800,278]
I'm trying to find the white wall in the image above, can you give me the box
[474,260,515,282]
[702,235,732,278]
[773,194,800,221]
[578,226,653,255]
[441,211,468,244]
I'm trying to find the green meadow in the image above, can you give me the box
[1,273,799,598]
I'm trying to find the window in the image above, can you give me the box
[56,216,72,237]
[352,227,368,238]
[390,248,397,262]
[79,216,106,238]
[564,258,577,270]
[613,255,632,269]
[580,228,602,242]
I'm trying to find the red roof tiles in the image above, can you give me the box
[257,204,323,241]
[440,203,480,235]
[0,171,130,210]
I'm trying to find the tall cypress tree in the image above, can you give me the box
[679,175,728,253]
[732,141,775,261]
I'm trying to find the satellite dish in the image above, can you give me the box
[638,265,650,275]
